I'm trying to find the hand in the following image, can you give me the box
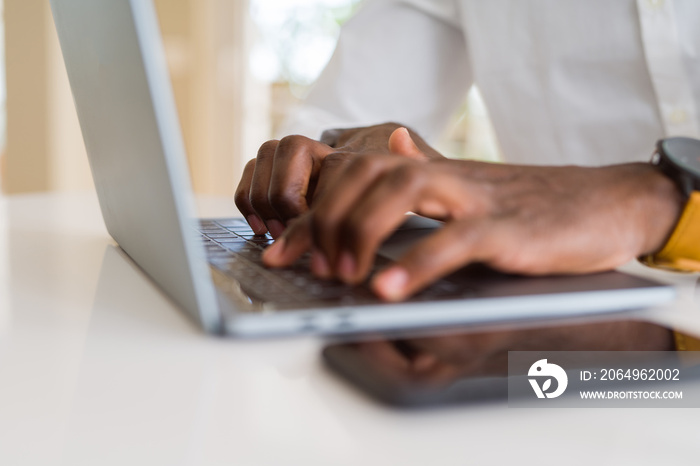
[352,320,674,385]
[234,123,441,237]
[263,132,684,301]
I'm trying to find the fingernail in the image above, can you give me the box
[311,248,331,279]
[247,215,267,235]
[262,237,286,265]
[266,219,286,239]
[337,251,356,282]
[372,267,409,301]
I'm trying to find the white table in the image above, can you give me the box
[1,192,699,466]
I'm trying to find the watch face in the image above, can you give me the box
[661,138,700,179]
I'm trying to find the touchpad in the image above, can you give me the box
[378,215,443,262]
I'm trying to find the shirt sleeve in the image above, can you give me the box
[276,0,472,143]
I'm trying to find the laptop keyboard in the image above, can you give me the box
[198,218,472,310]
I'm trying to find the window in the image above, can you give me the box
[250,0,499,162]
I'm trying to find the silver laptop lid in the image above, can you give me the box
[50,0,221,332]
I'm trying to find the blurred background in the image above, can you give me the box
[0,0,499,197]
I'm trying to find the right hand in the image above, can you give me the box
[234,123,441,237]
[262,135,682,300]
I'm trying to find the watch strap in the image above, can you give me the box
[674,330,700,351]
[642,191,700,272]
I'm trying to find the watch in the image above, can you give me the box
[642,137,700,272]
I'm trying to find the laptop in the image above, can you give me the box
[49,0,676,337]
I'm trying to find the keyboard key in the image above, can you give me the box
[206,233,238,239]
[226,226,255,234]
[205,232,475,310]
[246,235,274,243]
[214,218,249,228]
[217,242,264,261]
[236,232,272,240]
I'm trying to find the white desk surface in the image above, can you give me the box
[2,192,700,466]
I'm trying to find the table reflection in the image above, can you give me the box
[336,320,674,382]
[322,319,697,407]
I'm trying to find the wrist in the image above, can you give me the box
[637,163,686,256]
[639,138,700,271]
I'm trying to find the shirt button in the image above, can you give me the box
[669,108,688,125]
[647,0,665,9]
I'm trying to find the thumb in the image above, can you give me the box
[388,127,428,160]
[370,219,500,301]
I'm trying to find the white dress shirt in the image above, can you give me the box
[279,0,700,166]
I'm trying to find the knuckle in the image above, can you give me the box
[234,188,250,210]
[249,181,267,200]
[323,151,351,166]
[257,140,279,159]
[268,186,305,218]
[321,152,354,175]
[249,195,270,215]
[244,158,256,172]
[276,135,309,155]
[267,186,291,206]
[239,159,256,181]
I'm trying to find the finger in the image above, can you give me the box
[262,213,313,268]
[334,163,428,283]
[249,140,286,238]
[309,152,354,204]
[371,219,505,301]
[310,155,402,270]
[268,135,334,223]
[234,158,267,234]
[387,127,428,161]
[333,162,483,283]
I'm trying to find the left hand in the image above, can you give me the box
[234,125,439,238]
[263,131,684,301]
